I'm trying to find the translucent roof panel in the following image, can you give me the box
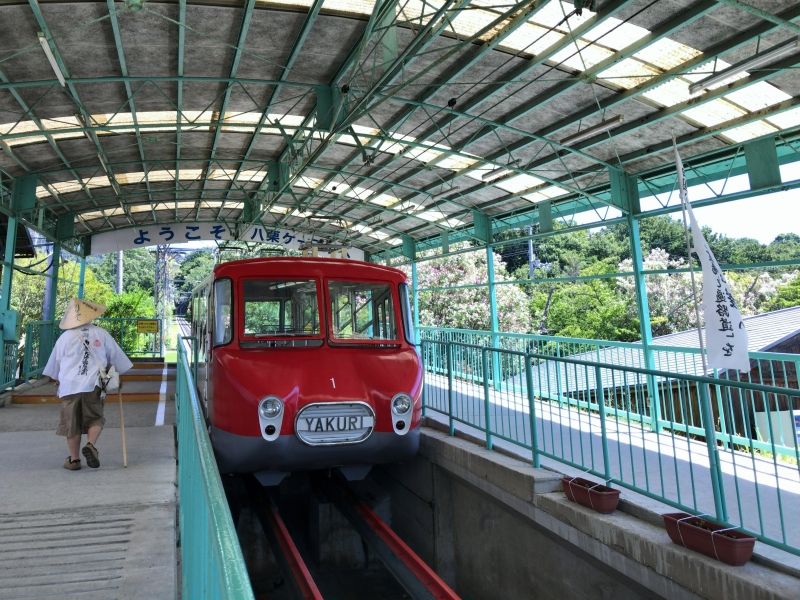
[1,0,798,258]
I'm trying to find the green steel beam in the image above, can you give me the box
[402,235,416,260]
[217,0,325,219]
[368,1,799,240]
[311,0,621,234]
[0,75,307,92]
[255,0,473,227]
[714,0,800,35]
[197,0,257,212]
[106,0,151,218]
[744,137,781,191]
[44,242,60,322]
[0,213,17,313]
[612,166,661,431]
[177,0,186,220]
[472,209,491,244]
[411,260,419,344]
[538,201,553,233]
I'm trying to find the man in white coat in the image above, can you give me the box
[43,298,133,470]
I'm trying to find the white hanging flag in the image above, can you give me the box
[674,145,750,372]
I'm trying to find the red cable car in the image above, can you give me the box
[190,257,423,485]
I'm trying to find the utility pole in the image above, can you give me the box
[154,245,169,355]
[527,225,535,278]
[116,250,124,294]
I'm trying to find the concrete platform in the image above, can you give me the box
[0,401,176,600]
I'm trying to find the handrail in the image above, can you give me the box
[419,336,800,557]
[176,336,255,600]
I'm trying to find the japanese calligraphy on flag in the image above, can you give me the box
[674,146,750,372]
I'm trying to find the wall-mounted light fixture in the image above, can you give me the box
[560,115,623,145]
[688,36,799,95]
[37,32,66,87]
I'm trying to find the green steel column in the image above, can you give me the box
[486,244,501,389]
[473,210,501,388]
[611,167,661,432]
[3,175,36,346]
[44,243,61,321]
[402,236,419,344]
[0,214,17,313]
[77,257,86,299]
[412,260,419,344]
[628,215,661,432]
[41,243,61,365]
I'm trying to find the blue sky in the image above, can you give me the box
[692,191,799,244]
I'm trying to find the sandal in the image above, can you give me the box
[63,457,81,471]
[82,442,100,468]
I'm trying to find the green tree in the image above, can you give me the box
[765,273,800,310]
[93,248,156,293]
[102,290,157,353]
[10,257,114,337]
[174,250,215,303]
[767,233,800,261]
[705,232,770,264]
[531,263,638,341]
[610,215,689,261]
[414,246,532,332]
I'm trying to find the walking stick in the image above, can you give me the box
[118,387,128,468]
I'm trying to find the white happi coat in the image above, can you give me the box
[42,324,134,398]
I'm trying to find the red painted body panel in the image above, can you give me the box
[212,345,423,436]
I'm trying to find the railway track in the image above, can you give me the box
[176,316,453,597]
[231,474,460,600]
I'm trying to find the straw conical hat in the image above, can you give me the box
[59,297,107,330]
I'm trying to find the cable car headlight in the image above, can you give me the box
[391,393,412,415]
[259,396,283,419]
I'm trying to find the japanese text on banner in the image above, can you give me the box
[674,147,750,372]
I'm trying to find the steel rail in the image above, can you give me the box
[325,478,461,600]
[245,478,324,600]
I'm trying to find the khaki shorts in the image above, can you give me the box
[56,387,105,437]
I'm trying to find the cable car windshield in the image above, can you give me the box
[328,280,397,341]
[242,279,320,337]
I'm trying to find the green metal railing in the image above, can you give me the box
[22,320,57,379]
[421,327,800,459]
[420,336,800,557]
[176,337,255,600]
[22,317,165,379]
[1,340,16,389]
[97,317,165,357]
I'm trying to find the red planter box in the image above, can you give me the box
[662,512,756,566]
[561,476,620,514]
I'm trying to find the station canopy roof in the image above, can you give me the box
[0,0,798,259]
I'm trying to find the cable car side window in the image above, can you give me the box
[328,280,397,341]
[399,283,416,345]
[242,279,320,337]
[213,278,233,346]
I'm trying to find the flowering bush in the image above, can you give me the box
[411,246,532,332]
